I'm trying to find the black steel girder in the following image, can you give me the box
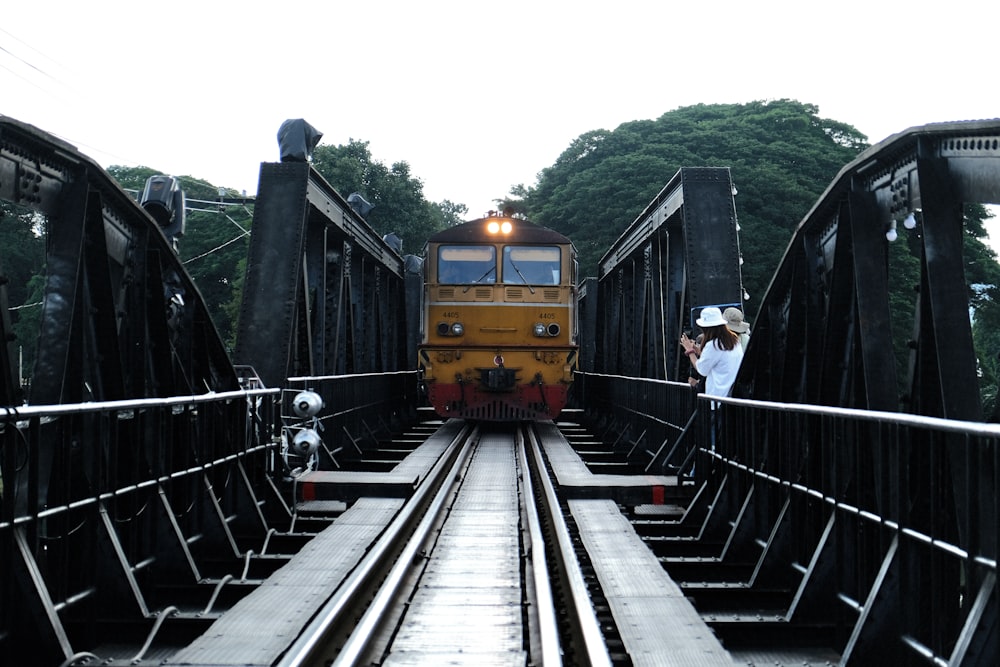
[583,167,745,381]
[233,162,408,388]
[0,116,238,405]
[736,120,1000,417]
[0,251,18,406]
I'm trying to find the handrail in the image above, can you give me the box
[1,388,278,420]
[578,370,1000,435]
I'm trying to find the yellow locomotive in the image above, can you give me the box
[417,215,578,421]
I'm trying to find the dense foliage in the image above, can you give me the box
[885,204,1000,412]
[0,201,45,385]
[107,166,253,348]
[512,100,868,306]
[964,206,1000,418]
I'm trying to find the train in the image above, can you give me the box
[417,215,578,421]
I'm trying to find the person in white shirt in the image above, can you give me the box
[679,306,744,403]
[680,307,744,463]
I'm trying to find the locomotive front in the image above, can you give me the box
[417,216,578,421]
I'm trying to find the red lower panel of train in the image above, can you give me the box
[426,382,568,421]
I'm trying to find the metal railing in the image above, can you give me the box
[577,371,998,664]
[709,394,997,664]
[572,371,699,474]
[0,388,281,663]
[283,370,423,469]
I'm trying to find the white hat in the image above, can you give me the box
[696,306,727,328]
[723,307,749,333]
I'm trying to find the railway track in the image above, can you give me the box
[279,422,612,666]
[66,418,731,667]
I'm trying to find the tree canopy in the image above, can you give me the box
[512,100,868,306]
[0,201,46,385]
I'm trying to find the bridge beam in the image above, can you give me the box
[234,162,408,387]
[582,167,744,382]
[738,120,1000,415]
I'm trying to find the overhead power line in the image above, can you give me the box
[0,26,80,97]
[183,232,250,266]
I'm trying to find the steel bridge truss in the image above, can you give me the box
[580,167,745,381]
[233,162,413,388]
[0,117,427,663]
[0,116,239,406]
[738,120,1000,417]
[576,120,1000,662]
[0,370,422,663]
[700,395,999,665]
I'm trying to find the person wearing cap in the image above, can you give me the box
[723,307,750,350]
[679,306,744,403]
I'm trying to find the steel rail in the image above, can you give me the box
[516,426,564,665]
[327,426,479,666]
[525,424,613,666]
[276,422,476,667]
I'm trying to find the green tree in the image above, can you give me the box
[0,202,46,384]
[434,199,470,228]
[10,274,45,385]
[0,202,46,310]
[891,204,1000,416]
[964,204,1000,418]
[518,99,1000,415]
[518,100,867,307]
[172,176,253,348]
[178,204,252,347]
[105,165,160,194]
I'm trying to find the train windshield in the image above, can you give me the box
[437,245,497,284]
[502,246,561,285]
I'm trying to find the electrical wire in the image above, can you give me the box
[0,26,75,86]
[182,232,249,265]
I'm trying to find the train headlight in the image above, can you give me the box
[486,219,514,235]
[437,321,464,337]
[547,323,560,337]
[533,323,547,337]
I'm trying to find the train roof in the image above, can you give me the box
[428,217,572,245]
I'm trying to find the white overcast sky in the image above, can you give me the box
[2,0,997,219]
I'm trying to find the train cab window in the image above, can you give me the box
[437,245,497,284]
[502,246,561,285]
